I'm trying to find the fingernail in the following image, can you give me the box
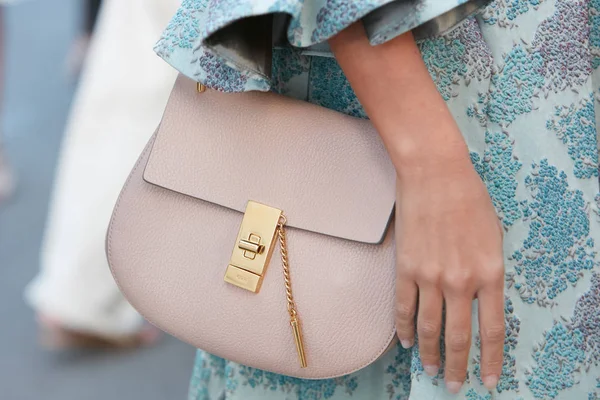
[423,365,438,376]
[400,339,413,349]
[483,375,499,390]
[446,381,463,394]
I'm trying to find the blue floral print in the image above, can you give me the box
[590,0,600,68]
[471,131,522,228]
[468,46,545,126]
[308,57,366,118]
[546,94,599,179]
[385,346,412,400]
[481,0,547,27]
[465,389,492,400]
[526,323,586,399]
[155,0,204,57]
[509,160,597,305]
[532,0,592,95]
[155,0,493,91]
[311,0,381,44]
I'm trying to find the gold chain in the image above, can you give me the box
[277,216,297,319]
[277,215,307,368]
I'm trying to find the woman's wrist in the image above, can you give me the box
[373,112,470,179]
[330,24,473,180]
[390,131,472,183]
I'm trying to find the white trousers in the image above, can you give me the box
[25,0,179,336]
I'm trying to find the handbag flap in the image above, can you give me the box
[143,75,396,244]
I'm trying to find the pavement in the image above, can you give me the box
[0,1,194,399]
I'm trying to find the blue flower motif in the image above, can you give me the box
[546,94,599,180]
[526,324,586,399]
[471,131,523,228]
[237,365,359,399]
[482,0,546,26]
[309,56,367,118]
[196,51,250,92]
[385,345,412,399]
[590,0,600,68]
[466,389,492,400]
[410,343,425,378]
[271,48,310,96]
[419,18,492,101]
[447,17,494,82]
[311,0,381,44]
[508,160,597,306]
[468,46,545,126]
[419,37,468,101]
[531,0,592,94]
[527,274,600,399]
[571,274,600,365]
[189,351,227,400]
[155,0,206,57]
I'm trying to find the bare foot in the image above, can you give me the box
[38,313,162,350]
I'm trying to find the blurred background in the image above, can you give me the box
[0,1,194,398]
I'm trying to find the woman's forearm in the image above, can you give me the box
[330,24,506,393]
[329,23,471,177]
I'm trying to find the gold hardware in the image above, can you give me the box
[291,317,307,368]
[224,202,307,368]
[224,201,282,293]
[224,265,262,292]
[196,82,206,93]
[239,234,264,259]
[277,215,307,368]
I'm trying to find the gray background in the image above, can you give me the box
[0,1,195,399]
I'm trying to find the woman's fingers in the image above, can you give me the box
[416,287,443,376]
[477,281,505,390]
[395,277,418,349]
[443,294,473,394]
[390,164,506,395]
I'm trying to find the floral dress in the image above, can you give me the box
[155,1,600,399]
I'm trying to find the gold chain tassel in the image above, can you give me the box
[277,216,307,368]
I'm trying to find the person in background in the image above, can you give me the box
[25,0,180,348]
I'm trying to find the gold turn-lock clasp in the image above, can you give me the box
[224,201,282,293]
[224,201,308,368]
[238,234,264,260]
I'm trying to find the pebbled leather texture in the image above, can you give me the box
[107,75,397,379]
[144,75,396,244]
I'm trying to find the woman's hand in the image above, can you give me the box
[394,156,505,394]
[330,23,506,394]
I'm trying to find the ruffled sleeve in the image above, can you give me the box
[155,0,492,92]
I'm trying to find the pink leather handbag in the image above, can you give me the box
[107,74,398,379]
